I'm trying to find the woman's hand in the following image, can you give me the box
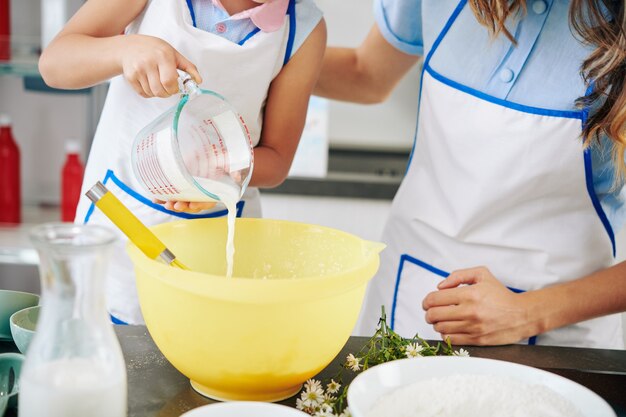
[422,266,532,346]
[121,35,202,98]
[154,199,216,213]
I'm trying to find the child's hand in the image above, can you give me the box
[154,199,216,213]
[121,35,202,98]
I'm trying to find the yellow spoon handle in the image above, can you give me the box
[85,182,188,270]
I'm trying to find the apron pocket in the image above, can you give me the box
[390,254,538,345]
[391,254,448,340]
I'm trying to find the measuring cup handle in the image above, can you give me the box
[177,70,198,95]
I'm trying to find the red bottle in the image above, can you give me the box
[61,140,85,222]
[0,114,20,224]
[0,0,9,61]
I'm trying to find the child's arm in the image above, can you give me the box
[39,0,201,96]
[163,19,327,214]
[249,19,327,187]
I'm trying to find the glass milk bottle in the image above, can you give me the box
[19,224,127,417]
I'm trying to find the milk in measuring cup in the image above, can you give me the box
[132,78,253,279]
[135,128,242,277]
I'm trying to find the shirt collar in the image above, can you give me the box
[211,0,290,32]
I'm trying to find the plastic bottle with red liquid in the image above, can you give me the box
[0,114,21,224]
[61,139,85,222]
[0,0,10,61]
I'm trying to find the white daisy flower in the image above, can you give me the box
[346,353,361,372]
[323,393,337,404]
[326,379,341,394]
[296,398,305,411]
[405,342,424,358]
[304,379,323,392]
[319,403,334,413]
[454,348,470,357]
[301,380,325,408]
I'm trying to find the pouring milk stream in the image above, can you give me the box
[131,71,254,277]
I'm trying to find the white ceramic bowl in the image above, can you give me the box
[180,402,310,417]
[347,357,615,417]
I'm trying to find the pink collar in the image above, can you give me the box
[212,0,290,32]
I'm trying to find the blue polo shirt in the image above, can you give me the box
[375,0,626,249]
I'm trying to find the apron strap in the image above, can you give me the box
[185,0,197,28]
[282,0,297,66]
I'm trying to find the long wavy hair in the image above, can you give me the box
[468,0,626,182]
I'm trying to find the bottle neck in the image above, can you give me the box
[38,247,110,324]
[0,125,12,140]
[65,153,81,163]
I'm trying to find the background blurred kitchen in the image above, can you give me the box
[1,0,625,342]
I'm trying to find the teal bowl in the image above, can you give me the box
[0,353,24,417]
[0,290,39,342]
[10,306,40,354]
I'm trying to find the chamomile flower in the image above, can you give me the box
[296,398,306,411]
[454,348,470,357]
[300,379,325,408]
[326,379,341,394]
[405,342,424,358]
[323,393,337,405]
[319,403,334,413]
[304,379,323,392]
[346,353,361,371]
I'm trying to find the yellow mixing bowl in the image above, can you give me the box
[127,218,384,402]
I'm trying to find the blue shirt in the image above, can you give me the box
[375,0,626,242]
[188,0,322,57]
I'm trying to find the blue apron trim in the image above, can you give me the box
[581,84,616,257]
[110,315,128,326]
[424,66,583,120]
[185,0,197,28]
[83,169,245,225]
[583,149,615,256]
[391,254,537,345]
[238,27,261,46]
[423,0,467,69]
[422,0,582,120]
[405,55,427,173]
[283,0,297,66]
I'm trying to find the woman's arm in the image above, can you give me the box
[314,24,420,104]
[39,0,200,95]
[422,263,626,346]
[249,19,327,188]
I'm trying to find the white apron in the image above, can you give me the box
[75,0,297,324]
[356,0,624,349]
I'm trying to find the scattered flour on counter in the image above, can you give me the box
[366,374,583,417]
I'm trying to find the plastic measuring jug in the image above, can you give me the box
[131,72,254,204]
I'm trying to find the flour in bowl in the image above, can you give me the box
[366,374,583,417]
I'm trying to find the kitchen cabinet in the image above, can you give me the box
[2,325,625,416]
